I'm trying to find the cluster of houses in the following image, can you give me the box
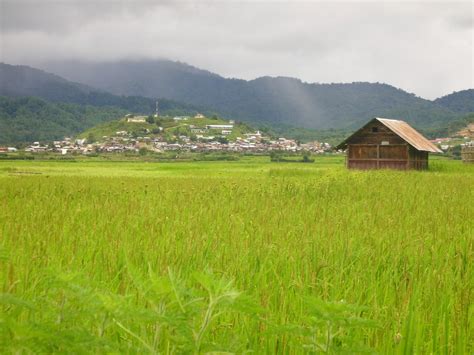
[429,123,474,151]
[23,139,93,154]
[105,131,331,153]
[154,135,305,153]
[11,131,332,155]
[105,129,331,153]
[0,146,17,153]
[429,137,473,151]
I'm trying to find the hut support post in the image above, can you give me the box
[377,144,380,169]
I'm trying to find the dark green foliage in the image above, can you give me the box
[434,89,474,113]
[1,262,378,353]
[0,63,208,116]
[0,96,127,144]
[260,123,350,145]
[38,59,467,131]
[216,136,228,144]
[0,266,263,353]
[273,297,378,352]
[302,151,313,163]
[146,115,155,124]
[423,113,474,138]
[270,151,315,163]
[0,63,205,115]
[87,133,96,144]
[0,63,219,144]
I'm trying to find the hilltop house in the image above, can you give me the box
[206,124,234,130]
[337,117,441,170]
[126,116,146,123]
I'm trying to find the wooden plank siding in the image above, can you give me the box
[461,146,474,164]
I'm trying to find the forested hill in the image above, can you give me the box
[39,59,466,130]
[0,63,209,116]
[0,63,215,144]
[0,96,126,144]
[434,89,474,113]
[1,62,472,144]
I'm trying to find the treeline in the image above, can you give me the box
[0,97,127,144]
[0,96,212,145]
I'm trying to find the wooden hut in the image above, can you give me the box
[337,117,441,170]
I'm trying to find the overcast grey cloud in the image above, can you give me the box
[0,0,472,99]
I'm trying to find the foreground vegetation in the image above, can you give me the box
[0,157,472,353]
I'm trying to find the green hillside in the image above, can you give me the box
[79,115,255,142]
[0,94,217,145]
[434,89,474,113]
[423,113,474,138]
[78,118,156,141]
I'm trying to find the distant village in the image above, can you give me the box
[1,114,473,156]
[9,113,332,155]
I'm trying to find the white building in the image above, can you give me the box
[127,117,146,123]
[206,124,234,130]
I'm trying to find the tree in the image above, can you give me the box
[87,133,96,144]
[146,115,155,124]
[217,136,228,144]
[302,151,312,163]
[270,151,282,162]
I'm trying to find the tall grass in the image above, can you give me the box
[0,158,472,353]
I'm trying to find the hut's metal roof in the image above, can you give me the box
[375,118,442,153]
[337,117,442,153]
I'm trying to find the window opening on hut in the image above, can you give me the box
[372,127,378,133]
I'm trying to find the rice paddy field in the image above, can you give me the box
[0,156,473,353]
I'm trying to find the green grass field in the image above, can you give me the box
[1,156,473,353]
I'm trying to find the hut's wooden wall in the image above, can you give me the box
[408,148,428,169]
[345,120,429,170]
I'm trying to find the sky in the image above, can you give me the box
[0,0,473,99]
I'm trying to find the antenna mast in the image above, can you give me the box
[155,100,159,117]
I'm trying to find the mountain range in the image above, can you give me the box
[0,60,473,144]
[0,63,212,143]
[39,59,473,130]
